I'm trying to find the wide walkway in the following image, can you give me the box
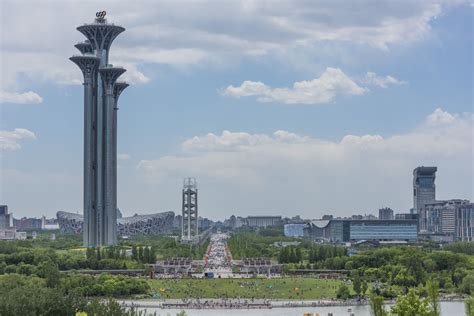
[204,233,233,276]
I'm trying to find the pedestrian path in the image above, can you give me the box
[204,233,233,274]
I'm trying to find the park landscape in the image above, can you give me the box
[0,228,474,315]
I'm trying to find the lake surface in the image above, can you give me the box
[137,301,465,316]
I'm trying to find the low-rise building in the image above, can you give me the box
[0,228,27,240]
[283,223,306,237]
[14,217,42,229]
[246,216,282,228]
[349,219,418,242]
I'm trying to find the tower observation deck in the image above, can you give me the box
[70,11,129,246]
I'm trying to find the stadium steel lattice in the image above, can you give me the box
[57,211,175,237]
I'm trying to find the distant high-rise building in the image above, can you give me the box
[0,205,13,229]
[0,205,7,229]
[413,166,437,231]
[455,203,474,241]
[379,208,394,220]
[70,12,129,246]
[425,199,470,237]
[182,178,198,240]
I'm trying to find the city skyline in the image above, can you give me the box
[1,1,473,220]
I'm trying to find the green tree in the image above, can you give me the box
[149,246,156,263]
[390,288,433,316]
[137,247,143,263]
[295,247,302,263]
[143,247,150,264]
[426,279,440,316]
[36,260,60,288]
[131,246,138,261]
[466,295,474,316]
[361,280,368,297]
[353,273,362,296]
[369,292,388,316]
[96,246,102,261]
[460,273,474,294]
[336,283,350,300]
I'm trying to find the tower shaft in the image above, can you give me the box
[71,14,127,246]
[182,177,198,240]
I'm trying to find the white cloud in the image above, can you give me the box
[0,1,460,89]
[224,67,368,105]
[0,128,37,150]
[118,153,132,160]
[0,90,43,104]
[115,47,208,65]
[181,130,311,152]
[363,72,406,88]
[138,108,473,217]
[426,107,457,125]
[116,63,150,85]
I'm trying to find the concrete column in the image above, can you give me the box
[99,67,125,245]
[70,55,100,247]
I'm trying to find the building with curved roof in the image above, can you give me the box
[57,211,174,236]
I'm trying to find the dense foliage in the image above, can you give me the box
[122,236,209,260]
[227,230,474,299]
[0,273,150,315]
[227,229,295,259]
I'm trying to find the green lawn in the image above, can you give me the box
[148,277,347,300]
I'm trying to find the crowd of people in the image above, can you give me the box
[204,233,233,274]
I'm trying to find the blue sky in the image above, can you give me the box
[0,1,472,220]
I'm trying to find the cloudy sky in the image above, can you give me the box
[0,0,472,220]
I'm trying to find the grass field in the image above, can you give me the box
[148,278,348,300]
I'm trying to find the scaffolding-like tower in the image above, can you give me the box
[182,178,198,240]
[70,11,129,246]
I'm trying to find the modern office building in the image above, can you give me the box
[379,208,394,220]
[284,224,306,237]
[304,219,350,242]
[246,216,282,228]
[329,220,351,242]
[423,199,472,241]
[413,166,437,231]
[182,178,198,240]
[305,220,331,241]
[455,203,474,241]
[349,220,418,241]
[426,200,458,235]
[70,12,129,246]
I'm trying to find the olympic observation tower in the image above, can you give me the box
[70,11,128,246]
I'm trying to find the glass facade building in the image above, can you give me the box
[284,224,306,237]
[349,220,418,241]
[455,203,474,241]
